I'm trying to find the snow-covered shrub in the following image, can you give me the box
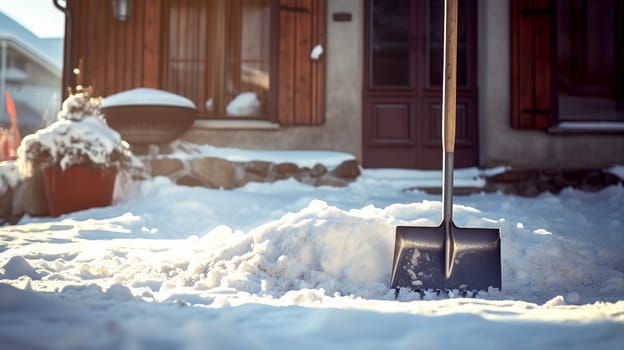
[17,88,140,177]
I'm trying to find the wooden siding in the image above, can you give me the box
[64,0,325,126]
[64,0,161,97]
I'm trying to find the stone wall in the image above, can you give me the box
[149,157,361,189]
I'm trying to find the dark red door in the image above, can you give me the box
[362,0,478,169]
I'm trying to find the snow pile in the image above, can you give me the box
[142,189,624,304]
[168,200,398,299]
[226,92,262,116]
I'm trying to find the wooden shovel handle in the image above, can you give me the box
[443,0,458,153]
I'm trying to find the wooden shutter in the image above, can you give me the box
[510,0,553,129]
[277,0,326,125]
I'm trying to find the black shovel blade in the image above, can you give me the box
[390,223,501,291]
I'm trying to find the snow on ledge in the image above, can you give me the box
[549,121,624,133]
[193,119,280,130]
[101,88,197,109]
[165,142,356,169]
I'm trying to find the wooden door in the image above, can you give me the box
[362,0,478,169]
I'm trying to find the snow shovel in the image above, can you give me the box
[390,0,501,292]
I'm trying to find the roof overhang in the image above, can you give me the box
[0,33,62,78]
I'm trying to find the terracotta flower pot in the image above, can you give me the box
[42,166,117,217]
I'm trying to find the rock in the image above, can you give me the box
[562,169,590,184]
[1,162,21,223]
[151,158,184,176]
[310,163,327,177]
[245,161,272,177]
[274,162,301,180]
[176,175,205,187]
[13,170,49,217]
[489,169,539,183]
[0,187,13,224]
[237,171,270,187]
[579,170,620,192]
[190,157,235,189]
[602,172,622,187]
[516,182,541,197]
[330,160,361,179]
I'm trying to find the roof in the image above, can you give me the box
[0,11,63,74]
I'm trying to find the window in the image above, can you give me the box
[557,0,623,122]
[369,0,410,87]
[163,0,273,119]
[511,0,623,129]
[68,0,325,126]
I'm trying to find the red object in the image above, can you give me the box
[5,90,17,126]
[3,90,20,160]
[42,166,117,217]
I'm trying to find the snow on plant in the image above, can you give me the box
[17,88,136,176]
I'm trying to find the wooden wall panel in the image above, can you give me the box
[295,0,312,125]
[277,0,296,124]
[64,0,161,98]
[143,0,162,88]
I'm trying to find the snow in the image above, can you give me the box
[609,165,624,180]
[555,121,624,131]
[310,44,324,60]
[1,148,624,349]
[101,88,197,109]
[168,141,356,169]
[16,92,134,176]
[226,92,262,116]
[0,161,20,193]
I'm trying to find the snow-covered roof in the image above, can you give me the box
[0,11,63,74]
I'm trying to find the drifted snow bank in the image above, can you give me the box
[150,196,624,304]
[171,200,399,299]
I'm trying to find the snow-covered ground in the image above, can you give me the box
[1,151,623,349]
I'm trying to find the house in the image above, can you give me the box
[0,11,63,136]
[58,0,624,170]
